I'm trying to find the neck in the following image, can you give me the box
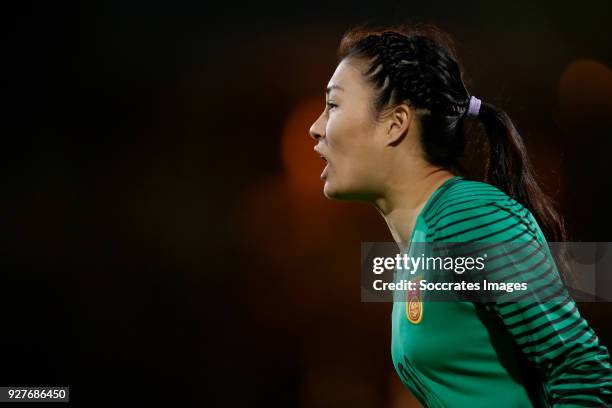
[373,168,455,253]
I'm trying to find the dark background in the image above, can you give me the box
[2,0,611,406]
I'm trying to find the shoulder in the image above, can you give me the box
[423,178,540,243]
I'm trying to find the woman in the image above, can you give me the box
[308,25,612,407]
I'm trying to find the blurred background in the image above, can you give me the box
[1,0,611,406]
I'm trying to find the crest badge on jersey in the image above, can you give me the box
[406,282,422,324]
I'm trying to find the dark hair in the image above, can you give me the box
[337,23,568,244]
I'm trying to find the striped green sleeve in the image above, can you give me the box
[428,197,612,407]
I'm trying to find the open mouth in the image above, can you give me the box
[314,146,329,179]
[319,155,329,179]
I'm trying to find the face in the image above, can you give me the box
[309,58,391,201]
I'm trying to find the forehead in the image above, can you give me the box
[327,58,368,94]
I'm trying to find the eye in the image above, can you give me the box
[326,101,337,110]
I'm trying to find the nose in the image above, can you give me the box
[309,112,325,141]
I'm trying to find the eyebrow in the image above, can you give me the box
[325,84,344,95]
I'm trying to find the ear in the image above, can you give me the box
[386,103,412,146]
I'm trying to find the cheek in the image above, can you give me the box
[328,115,372,159]
[332,137,381,184]
[326,112,383,182]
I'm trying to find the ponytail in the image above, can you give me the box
[476,102,572,287]
[477,101,568,244]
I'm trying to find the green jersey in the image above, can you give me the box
[391,176,612,407]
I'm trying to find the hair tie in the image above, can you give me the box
[466,96,481,117]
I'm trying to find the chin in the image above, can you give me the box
[322,181,365,201]
[322,181,335,199]
[322,180,344,200]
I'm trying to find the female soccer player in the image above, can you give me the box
[309,25,612,407]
